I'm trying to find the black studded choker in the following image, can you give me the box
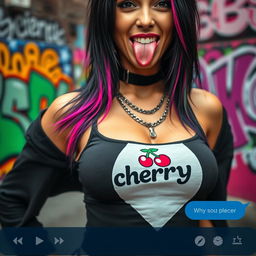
[119,66,164,86]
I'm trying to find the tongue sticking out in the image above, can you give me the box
[132,41,158,66]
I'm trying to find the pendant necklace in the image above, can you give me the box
[116,94,170,139]
[116,92,165,114]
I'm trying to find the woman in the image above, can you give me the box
[0,0,233,244]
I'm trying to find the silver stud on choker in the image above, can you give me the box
[116,94,170,139]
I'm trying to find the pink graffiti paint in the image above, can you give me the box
[204,50,222,63]
[228,153,256,203]
[74,49,86,63]
[230,40,242,48]
[212,53,255,148]
[198,0,215,41]
[199,0,254,41]
[248,38,256,44]
[199,39,256,50]
[212,0,220,30]
[198,61,210,91]
[248,6,256,30]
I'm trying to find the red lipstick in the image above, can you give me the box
[130,33,160,40]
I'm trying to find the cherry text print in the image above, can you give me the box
[112,143,203,228]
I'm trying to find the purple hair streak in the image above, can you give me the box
[170,0,188,53]
[55,59,113,158]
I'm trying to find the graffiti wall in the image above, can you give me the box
[198,0,256,203]
[73,24,87,88]
[198,0,255,42]
[0,40,74,180]
[0,6,75,181]
[0,7,66,45]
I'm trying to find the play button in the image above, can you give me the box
[35,236,44,245]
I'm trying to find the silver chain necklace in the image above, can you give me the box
[116,92,165,114]
[116,94,170,139]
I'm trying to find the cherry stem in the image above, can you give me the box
[143,149,159,158]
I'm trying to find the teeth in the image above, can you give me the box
[133,37,158,44]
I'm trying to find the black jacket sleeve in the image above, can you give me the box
[208,107,234,227]
[0,109,82,227]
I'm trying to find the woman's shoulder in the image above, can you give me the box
[41,91,80,154]
[189,88,223,149]
[46,91,80,117]
[189,88,223,117]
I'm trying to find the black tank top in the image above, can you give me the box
[77,122,218,229]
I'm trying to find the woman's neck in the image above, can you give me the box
[120,59,161,76]
[118,80,166,99]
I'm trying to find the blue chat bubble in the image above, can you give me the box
[185,201,249,220]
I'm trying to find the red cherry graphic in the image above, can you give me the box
[138,155,153,167]
[138,148,171,168]
[154,154,171,167]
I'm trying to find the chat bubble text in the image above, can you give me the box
[185,201,249,220]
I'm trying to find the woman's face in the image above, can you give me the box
[114,0,173,75]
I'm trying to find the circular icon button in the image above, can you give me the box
[213,236,223,246]
[194,235,206,247]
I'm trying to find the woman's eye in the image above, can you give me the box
[155,0,171,8]
[117,1,136,9]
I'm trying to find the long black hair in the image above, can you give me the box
[56,0,205,161]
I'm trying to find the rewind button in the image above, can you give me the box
[13,237,23,245]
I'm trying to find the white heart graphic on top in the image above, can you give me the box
[112,143,203,228]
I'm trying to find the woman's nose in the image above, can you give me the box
[136,7,155,28]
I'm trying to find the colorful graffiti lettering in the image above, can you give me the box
[198,0,256,41]
[73,48,88,87]
[73,25,88,87]
[0,7,65,45]
[199,41,256,203]
[0,40,74,180]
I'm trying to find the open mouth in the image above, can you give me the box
[130,35,160,45]
[129,34,160,66]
